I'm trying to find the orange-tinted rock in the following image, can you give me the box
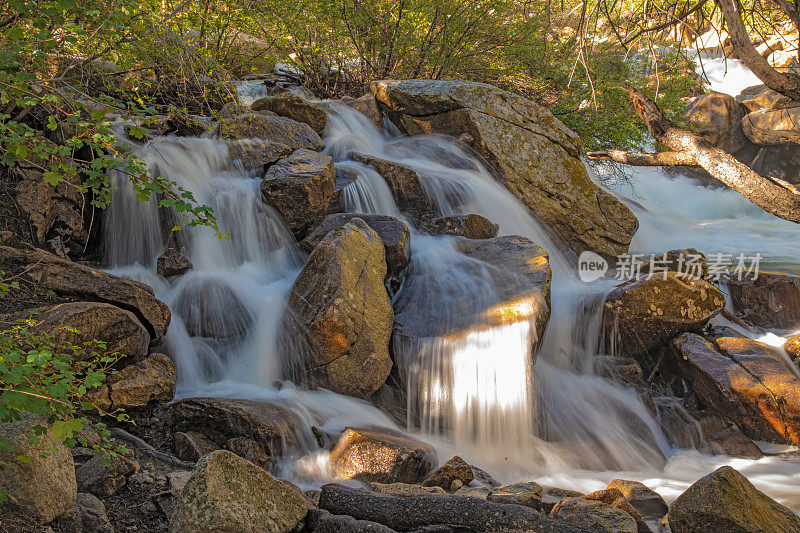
[583,488,650,533]
[606,479,667,519]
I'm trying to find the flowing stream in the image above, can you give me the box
[104,60,800,508]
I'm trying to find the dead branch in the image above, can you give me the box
[588,149,700,165]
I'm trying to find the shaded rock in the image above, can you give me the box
[704,426,764,459]
[428,214,498,239]
[540,487,584,513]
[640,248,709,280]
[169,450,308,533]
[340,94,383,127]
[329,427,436,484]
[742,107,800,145]
[421,455,474,490]
[252,92,328,133]
[348,152,434,218]
[607,479,668,518]
[602,273,725,357]
[76,453,138,498]
[0,413,77,523]
[749,145,800,185]
[470,465,501,488]
[157,247,192,278]
[455,486,492,499]
[728,271,800,329]
[166,398,306,458]
[370,482,446,496]
[262,149,336,239]
[218,112,324,151]
[740,87,799,112]
[685,91,747,153]
[301,213,411,276]
[172,277,253,339]
[672,332,800,444]
[174,431,221,463]
[305,508,395,533]
[667,465,800,533]
[227,138,292,171]
[583,488,650,533]
[226,436,271,470]
[36,302,150,362]
[319,483,588,532]
[0,246,171,339]
[54,492,114,533]
[371,79,638,259]
[486,482,543,509]
[285,219,393,397]
[92,352,176,411]
[594,356,644,384]
[551,497,637,533]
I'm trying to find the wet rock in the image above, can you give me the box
[54,492,114,533]
[703,426,764,459]
[740,87,799,112]
[348,152,434,218]
[583,488,650,533]
[226,436,271,470]
[594,356,644,384]
[319,483,586,532]
[95,352,175,411]
[261,149,336,239]
[371,79,638,259]
[602,273,725,357]
[421,455,474,490]
[35,302,150,362]
[551,497,637,533]
[76,453,138,498]
[742,107,800,145]
[329,427,436,484]
[470,465,501,488]
[486,482,543,509]
[672,332,800,444]
[252,92,328,133]
[285,219,393,398]
[640,248,709,280]
[685,91,747,153]
[340,94,383,127]
[728,271,800,329]
[0,413,77,523]
[370,482,446,496]
[172,277,254,339]
[227,138,292,171]
[301,213,411,276]
[157,247,192,278]
[166,398,306,458]
[428,214,498,239]
[218,112,324,151]
[0,246,171,339]
[540,488,584,513]
[606,479,668,518]
[305,508,395,532]
[174,431,221,463]
[170,450,308,533]
[667,465,800,533]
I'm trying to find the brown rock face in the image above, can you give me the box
[703,426,764,459]
[329,427,437,484]
[583,488,650,533]
[667,466,800,533]
[428,214,499,239]
[728,271,800,329]
[174,431,220,463]
[340,94,383,127]
[348,152,434,218]
[92,353,176,410]
[370,79,638,259]
[261,149,336,239]
[685,92,748,153]
[285,219,393,398]
[602,273,725,357]
[156,247,192,278]
[421,455,474,490]
[550,497,638,533]
[218,112,324,151]
[672,332,800,444]
[252,92,328,133]
[784,334,800,359]
[740,87,798,112]
[227,139,293,171]
[606,479,668,519]
[300,213,411,276]
[742,107,800,145]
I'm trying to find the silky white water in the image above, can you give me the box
[101,79,800,507]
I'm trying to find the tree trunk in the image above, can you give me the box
[588,87,800,223]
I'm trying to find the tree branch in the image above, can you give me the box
[587,149,699,165]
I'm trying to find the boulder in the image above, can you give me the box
[0,246,171,339]
[667,466,800,533]
[35,302,150,362]
[225,436,271,471]
[300,213,411,276]
[606,479,668,518]
[742,107,800,145]
[583,488,650,533]
[91,352,176,410]
[172,277,253,339]
[640,248,709,280]
[749,145,800,185]
[602,273,724,357]
[370,79,638,259]
[227,138,292,171]
[684,92,747,153]
[740,87,799,112]
[370,482,446,496]
[305,508,395,532]
[428,214,499,239]
[784,334,800,359]
[540,488,585,513]
[340,94,383,127]
[170,450,308,533]
[157,247,192,278]
[218,112,324,151]
[421,455,474,490]
[174,431,220,463]
[76,453,138,498]
[261,149,336,239]
[165,398,307,458]
[348,152,434,218]
[0,413,77,523]
[728,271,800,329]
[329,427,436,484]
[284,219,393,398]
[54,492,114,533]
[550,497,637,533]
[486,482,543,509]
[704,426,764,459]
[252,92,328,133]
[672,332,800,444]
[594,356,644,384]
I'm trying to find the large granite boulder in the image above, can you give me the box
[550,497,637,533]
[170,450,308,533]
[740,87,799,112]
[252,92,328,133]
[261,149,336,240]
[370,79,638,258]
[90,352,176,411]
[672,333,800,444]
[284,219,393,398]
[218,112,324,151]
[685,91,748,153]
[742,107,800,145]
[728,271,800,329]
[667,466,800,533]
